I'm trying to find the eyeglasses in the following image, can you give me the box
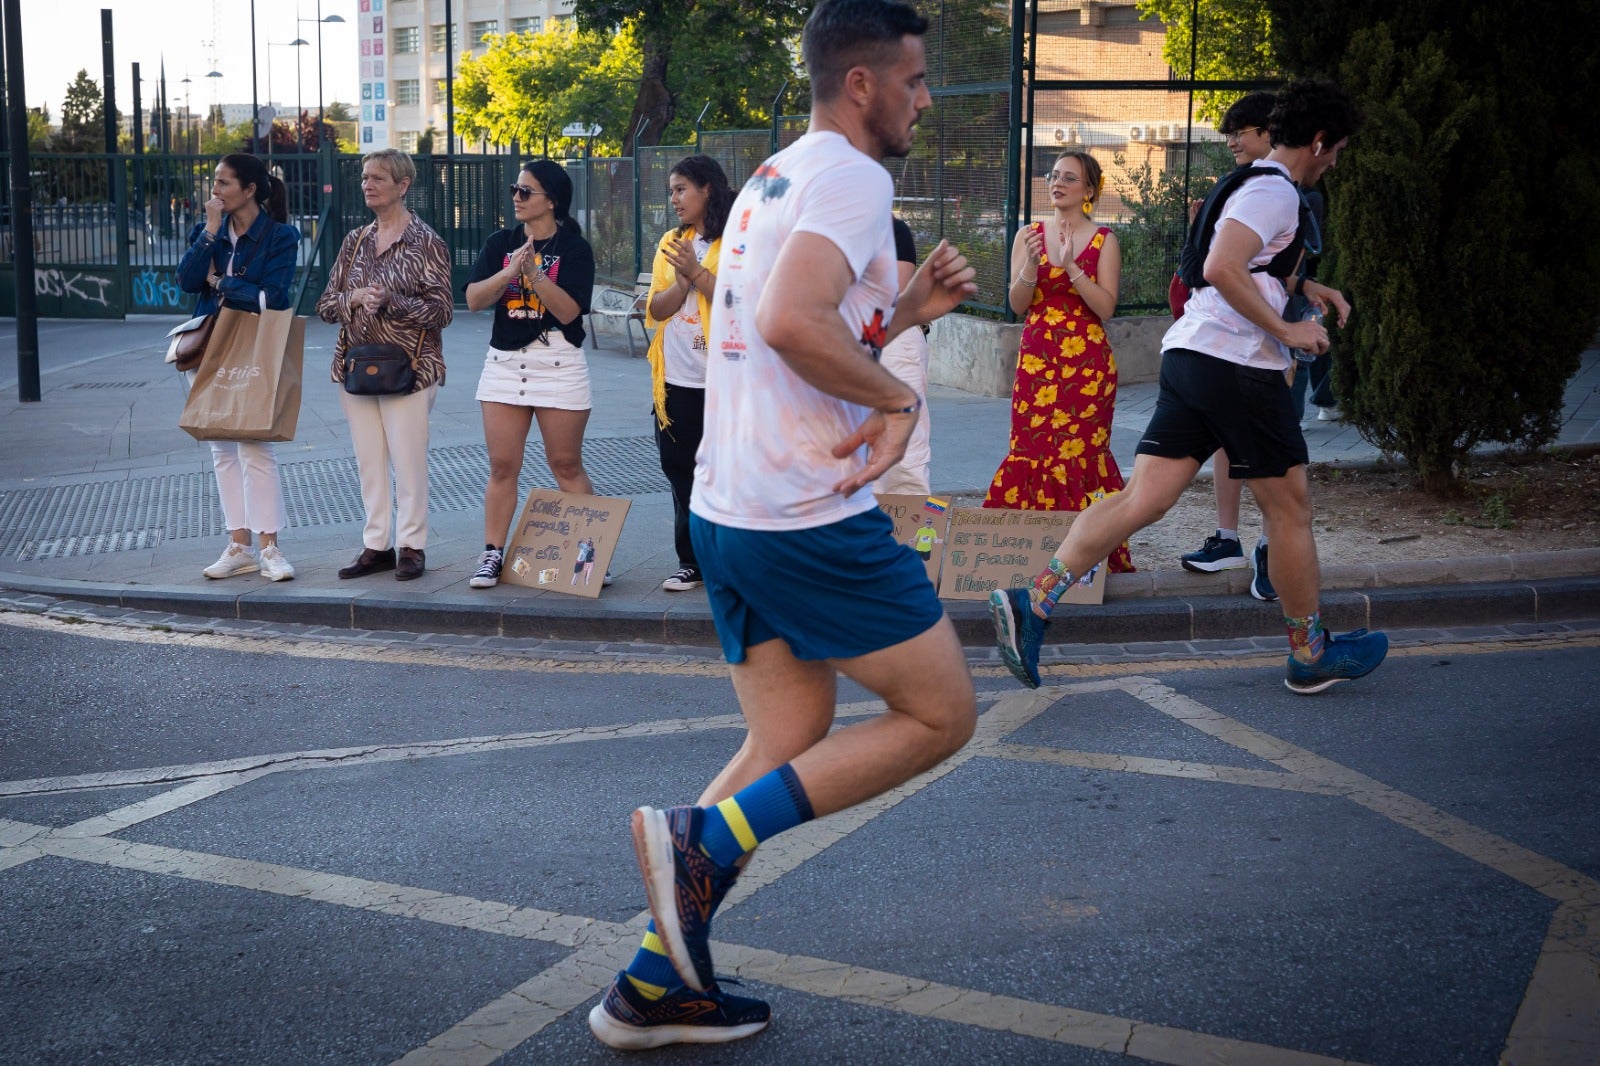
[1046,172,1083,186]
[1223,126,1265,143]
[510,184,545,201]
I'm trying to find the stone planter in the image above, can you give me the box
[928,311,1173,397]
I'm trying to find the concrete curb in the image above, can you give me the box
[4,561,1597,648]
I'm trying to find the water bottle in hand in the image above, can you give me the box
[1292,303,1325,363]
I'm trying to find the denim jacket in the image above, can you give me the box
[177,211,301,316]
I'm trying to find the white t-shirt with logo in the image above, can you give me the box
[1162,160,1301,370]
[661,233,712,388]
[691,131,898,532]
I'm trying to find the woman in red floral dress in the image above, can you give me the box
[985,150,1134,572]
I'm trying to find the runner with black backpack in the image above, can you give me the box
[989,79,1390,696]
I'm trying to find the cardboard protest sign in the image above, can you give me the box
[875,493,950,586]
[501,489,631,599]
[937,506,1106,604]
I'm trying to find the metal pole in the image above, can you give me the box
[316,0,324,143]
[1182,0,1199,209]
[444,0,454,156]
[4,0,40,403]
[1003,0,1026,321]
[250,0,259,150]
[296,43,303,153]
[131,63,142,155]
[101,9,117,154]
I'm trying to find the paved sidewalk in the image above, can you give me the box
[0,315,1596,645]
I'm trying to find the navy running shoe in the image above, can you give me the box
[1180,532,1247,573]
[588,970,770,1049]
[989,586,1047,689]
[1285,628,1389,694]
[631,805,740,992]
[1249,540,1278,602]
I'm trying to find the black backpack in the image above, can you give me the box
[1176,165,1320,291]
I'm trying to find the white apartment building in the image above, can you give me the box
[357,0,577,153]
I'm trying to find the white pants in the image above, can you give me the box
[185,368,288,534]
[207,441,287,534]
[340,383,438,550]
[877,327,932,496]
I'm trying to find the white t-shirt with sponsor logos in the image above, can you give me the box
[691,131,899,532]
[1162,159,1301,371]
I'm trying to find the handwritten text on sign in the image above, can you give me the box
[938,507,1105,604]
[502,489,631,599]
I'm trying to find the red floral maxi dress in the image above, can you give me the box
[983,223,1135,573]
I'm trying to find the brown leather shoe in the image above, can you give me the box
[395,547,426,581]
[338,547,396,579]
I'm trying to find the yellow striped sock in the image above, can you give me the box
[715,796,759,852]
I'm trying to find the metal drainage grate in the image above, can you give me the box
[0,435,668,562]
[68,382,151,390]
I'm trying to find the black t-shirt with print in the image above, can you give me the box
[467,225,595,350]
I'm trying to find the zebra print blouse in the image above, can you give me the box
[317,214,453,391]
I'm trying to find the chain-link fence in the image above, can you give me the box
[5,0,1279,321]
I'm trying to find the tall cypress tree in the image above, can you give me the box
[1269,0,1600,492]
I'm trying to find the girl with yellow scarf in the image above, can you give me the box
[643,155,734,592]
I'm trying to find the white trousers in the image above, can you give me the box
[184,368,288,534]
[877,327,932,496]
[339,383,438,550]
[206,441,287,534]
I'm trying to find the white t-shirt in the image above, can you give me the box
[691,131,899,532]
[660,233,711,388]
[1162,160,1301,370]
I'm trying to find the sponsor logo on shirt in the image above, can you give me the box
[859,308,888,360]
[502,252,560,320]
[744,164,790,203]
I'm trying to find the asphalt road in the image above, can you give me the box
[2,611,1597,1065]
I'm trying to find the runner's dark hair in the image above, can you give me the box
[802,0,929,103]
[1268,79,1363,150]
[1219,91,1277,135]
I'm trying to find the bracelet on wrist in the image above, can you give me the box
[883,395,923,416]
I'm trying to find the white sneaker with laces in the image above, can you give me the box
[202,542,259,580]
[258,545,296,582]
[1317,406,1342,422]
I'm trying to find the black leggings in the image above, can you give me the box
[653,383,705,570]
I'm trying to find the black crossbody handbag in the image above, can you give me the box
[340,221,421,395]
[342,331,421,395]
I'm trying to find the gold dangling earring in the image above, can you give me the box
[1081,197,1094,218]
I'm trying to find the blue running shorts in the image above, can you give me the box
[690,507,946,664]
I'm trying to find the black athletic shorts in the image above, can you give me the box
[1135,348,1309,479]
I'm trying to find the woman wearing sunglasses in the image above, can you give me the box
[462,160,597,590]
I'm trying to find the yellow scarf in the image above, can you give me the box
[644,227,720,430]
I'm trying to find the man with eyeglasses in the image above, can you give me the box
[991,79,1390,697]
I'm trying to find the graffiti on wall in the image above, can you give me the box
[34,269,113,308]
[130,268,184,310]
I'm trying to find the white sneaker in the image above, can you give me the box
[258,545,296,582]
[1317,406,1342,422]
[202,542,259,580]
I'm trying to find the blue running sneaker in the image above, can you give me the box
[1249,540,1278,602]
[589,970,770,1049]
[1180,531,1247,572]
[989,586,1047,689]
[632,805,740,992]
[1284,628,1389,694]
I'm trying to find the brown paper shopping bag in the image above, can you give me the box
[179,307,306,442]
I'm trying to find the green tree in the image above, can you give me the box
[573,0,810,151]
[324,100,356,123]
[1270,0,1600,493]
[27,106,52,152]
[1136,0,1278,124]
[454,22,641,155]
[55,69,106,152]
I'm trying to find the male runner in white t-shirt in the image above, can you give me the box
[990,80,1390,697]
[588,0,978,1050]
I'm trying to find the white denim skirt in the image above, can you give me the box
[474,334,592,410]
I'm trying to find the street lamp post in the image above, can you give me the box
[266,39,308,153]
[298,6,345,146]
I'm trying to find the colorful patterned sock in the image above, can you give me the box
[1028,557,1074,618]
[622,920,683,1001]
[1286,612,1327,664]
[697,764,816,868]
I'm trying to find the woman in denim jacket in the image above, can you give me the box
[177,152,302,581]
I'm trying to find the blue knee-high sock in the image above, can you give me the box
[622,920,684,1001]
[696,764,815,868]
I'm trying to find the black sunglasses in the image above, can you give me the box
[509,184,544,201]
